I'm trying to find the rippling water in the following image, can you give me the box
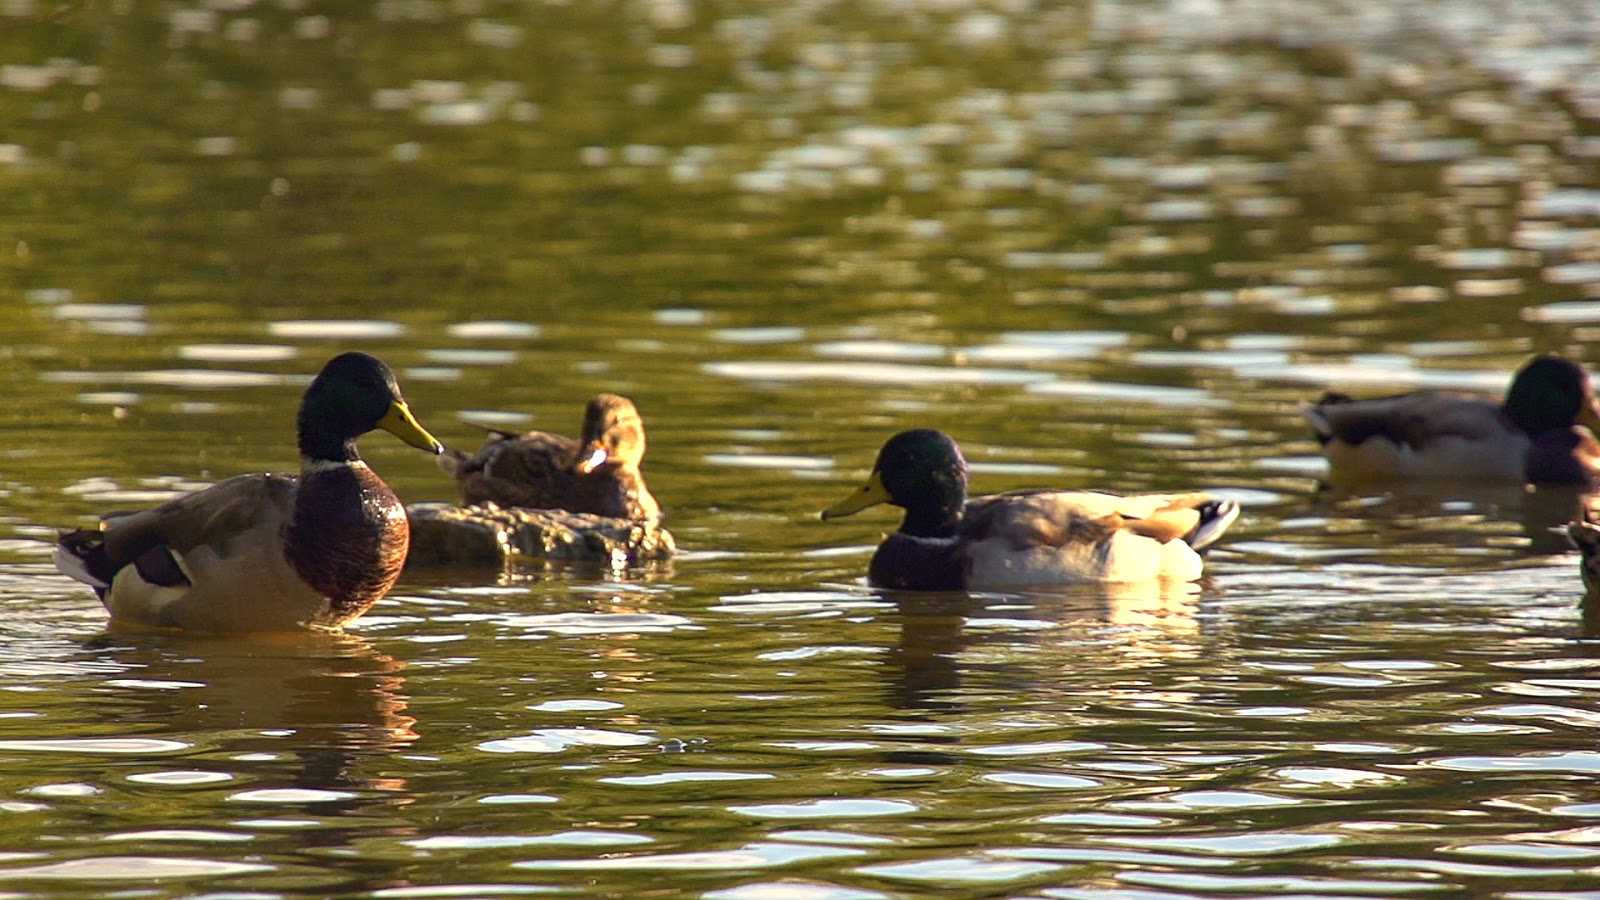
[4,0,1600,895]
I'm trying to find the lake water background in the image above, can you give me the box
[4,0,1600,896]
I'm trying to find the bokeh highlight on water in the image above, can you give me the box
[4,0,1600,896]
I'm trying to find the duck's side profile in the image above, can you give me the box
[820,429,1240,590]
[439,393,659,521]
[1301,353,1600,485]
[54,352,443,633]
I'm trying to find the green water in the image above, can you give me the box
[3,0,1600,896]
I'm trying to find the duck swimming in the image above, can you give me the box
[1301,353,1600,485]
[54,351,443,633]
[821,429,1239,591]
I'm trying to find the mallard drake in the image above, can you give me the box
[1301,353,1600,484]
[820,429,1239,590]
[53,352,443,633]
[438,393,659,521]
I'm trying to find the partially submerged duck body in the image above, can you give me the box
[821,429,1239,591]
[1302,354,1600,485]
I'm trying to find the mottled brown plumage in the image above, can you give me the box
[53,352,442,633]
[441,393,660,520]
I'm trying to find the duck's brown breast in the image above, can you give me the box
[568,465,659,520]
[1527,427,1600,484]
[868,533,968,591]
[284,463,409,623]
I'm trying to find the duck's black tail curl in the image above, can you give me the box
[1186,498,1241,553]
[54,529,116,598]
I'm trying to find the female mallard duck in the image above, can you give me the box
[439,393,659,521]
[820,429,1240,590]
[53,352,443,633]
[1301,353,1600,484]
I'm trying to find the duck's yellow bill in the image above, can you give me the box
[820,471,890,520]
[380,401,444,454]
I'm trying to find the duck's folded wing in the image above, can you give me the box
[961,490,1127,550]
[1303,391,1505,448]
[472,432,577,481]
[964,489,1235,549]
[99,473,298,562]
[1109,491,1239,550]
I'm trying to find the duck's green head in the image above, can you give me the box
[1504,354,1600,436]
[575,393,647,474]
[821,429,969,533]
[298,352,444,462]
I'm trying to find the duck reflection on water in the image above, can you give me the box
[88,629,418,762]
[1307,479,1594,561]
[883,579,1208,713]
[82,630,432,895]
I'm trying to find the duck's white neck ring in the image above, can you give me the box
[301,457,369,475]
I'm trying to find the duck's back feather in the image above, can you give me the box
[963,489,1230,545]
[1302,391,1530,481]
[1302,390,1507,447]
[98,473,297,562]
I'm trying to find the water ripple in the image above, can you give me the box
[705,883,888,900]
[477,728,655,754]
[0,738,189,755]
[267,319,407,339]
[408,831,653,850]
[703,361,1050,387]
[855,857,1058,884]
[0,857,271,880]
[729,799,917,819]
[515,842,867,870]
[1426,751,1600,773]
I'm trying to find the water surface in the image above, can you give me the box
[4,0,1600,896]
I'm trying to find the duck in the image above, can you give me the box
[1301,353,1600,485]
[53,352,444,633]
[438,393,659,521]
[819,429,1240,590]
